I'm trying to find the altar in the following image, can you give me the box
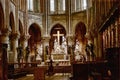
[46,54,70,66]
[46,31,71,66]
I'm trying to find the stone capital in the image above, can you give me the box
[20,34,30,41]
[10,33,20,40]
[1,28,11,36]
[0,28,11,43]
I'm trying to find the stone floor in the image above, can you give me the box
[16,73,71,80]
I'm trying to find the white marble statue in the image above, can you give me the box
[52,36,68,55]
[36,44,43,61]
[61,36,67,54]
[53,38,62,54]
[74,39,80,53]
[74,39,86,61]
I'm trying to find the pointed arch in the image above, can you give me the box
[28,23,42,55]
[0,3,4,43]
[49,23,66,53]
[0,2,4,30]
[29,23,41,42]
[50,23,66,36]
[75,22,87,42]
[74,22,87,58]
[19,20,24,35]
[8,12,16,51]
[0,3,8,80]
[18,20,24,45]
[9,12,15,33]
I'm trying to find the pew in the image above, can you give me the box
[8,62,38,79]
[72,61,109,80]
[8,63,27,79]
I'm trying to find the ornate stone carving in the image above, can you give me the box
[20,35,30,41]
[0,28,11,43]
[1,28,11,36]
[10,33,20,40]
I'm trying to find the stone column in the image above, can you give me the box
[0,28,11,80]
[20,35,30,62]
[20,35,30,49]
[44,0,48,36]
[10,33,20,62]
[0,28,11,44]
[42,37,50,61]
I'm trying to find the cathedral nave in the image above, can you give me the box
[0,0,119,80]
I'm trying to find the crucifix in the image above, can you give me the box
[53,31,64,45]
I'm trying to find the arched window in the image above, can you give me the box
[49,0,66,14]
[82,0,87,10]
[72,0,90,13]
[27,0,41,13]
[50,0,55,12]
[75,0,80,11]
[62,0,66,11]
[58,0,66,12]
[19,0,26,11]
[34,0,40,12]
[27,0,33,11]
